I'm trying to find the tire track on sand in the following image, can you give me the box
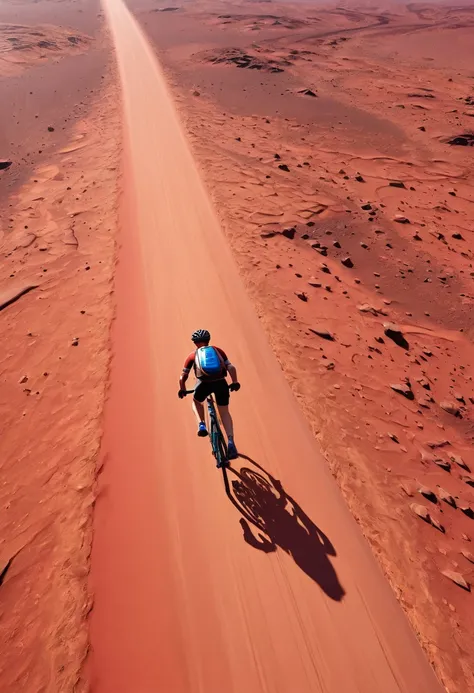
[89,0,445,691]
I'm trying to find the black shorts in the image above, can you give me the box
[194,379,230,406]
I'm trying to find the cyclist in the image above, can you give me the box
[178,329,240,460]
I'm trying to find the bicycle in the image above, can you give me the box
[185,390,229,469]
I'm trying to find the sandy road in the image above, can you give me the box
[89,0,445,691]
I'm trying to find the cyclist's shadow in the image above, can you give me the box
[222,455,345,601]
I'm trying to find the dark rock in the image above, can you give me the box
[321,265,331,274]
[298,88,317,97]
[390,382,414,400]
[434,458,451,472]
[309,328,335,341]
[361,203,372,211]
[452,232,464,240]
[418,126,426,131]
[393,215,410,224]
[448,134,474,146]
[383,323,409,349]
[282,227,296,239]
[389,181,406,189]
[278,164,290,172]
[333,241,341,248]
[341,257,354,268]
[48,126,55,132]
[274,153,281,160]
[295,291,308,302]
[261,231,277,238]
[355,174,365,182]
[0,160,12,171]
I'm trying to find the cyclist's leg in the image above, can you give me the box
[192,399,205,426]
[217,405,234,439]
[214,380,234,440]
[193,382,211,431]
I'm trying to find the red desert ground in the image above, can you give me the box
[1,0,473,691]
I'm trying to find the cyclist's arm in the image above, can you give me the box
[227,362,238,384]
[179,353,194,391]
[217,347,238,384]
[179,371,188,391]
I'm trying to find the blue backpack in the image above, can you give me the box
[194,346,226,381]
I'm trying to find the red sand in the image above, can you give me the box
[2,0,474,691]
[88,0,444,690]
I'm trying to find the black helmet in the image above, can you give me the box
[191,329,210,343]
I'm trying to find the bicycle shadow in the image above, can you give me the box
[222,455,345,601]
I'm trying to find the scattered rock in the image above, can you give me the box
[431,518,445,533]
[417,378,431,390]
[449,454,470,471]
[418,486,437,503]
[461,475,474,488]
[418,126,426,131]
[440,401,461,417]
[341,257,354,268]
[434,458,451,472]
[461,551,474,563]
[308,279,322,288]
[389,181,406,189]
[391,382,414,400]
[47,126,55,132]
[278,164,290,172]
[459,504,474,519]
[361,203,372,211]
[72,338,79,347]
[384,323,409,350]
[282,227,296,240]
[295,291,308,302]
[0,160,12,171]
[393,215,410,224]
[410,503,430,522]
[355,174,365,182]
[321,265,331,274]
[438,487,456,507]
[442,570,470,591]
[261,231,277,238]
[309,328,335,341]
[358,304,382,316]
[19,375,28,384]
[298,88,317,97]
[427,439,450,449]
[452,232,464,240]
[333,240,341,248]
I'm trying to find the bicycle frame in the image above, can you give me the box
[185,390,229,468]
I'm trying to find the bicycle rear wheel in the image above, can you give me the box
[207,397,228,468]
